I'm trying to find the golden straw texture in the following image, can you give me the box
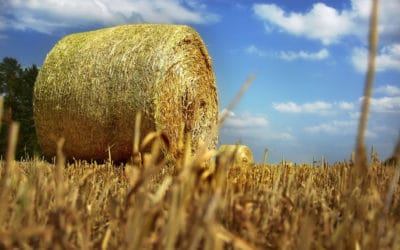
[218,145,254,166]
[33,24,218,162]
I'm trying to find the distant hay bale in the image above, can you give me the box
[33,24,218,162]
[217,145,254,166]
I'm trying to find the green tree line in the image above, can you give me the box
[0,57,41,159]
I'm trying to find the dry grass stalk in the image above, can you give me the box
[263,148,269,166]
[55,138,66,208]
[34,24,218,163]
[218,74,255,126]
[384,137,400,214]
[5,123,19,172]
[354,0,379,177]
[132,112,142,166]
[0,98,3,126]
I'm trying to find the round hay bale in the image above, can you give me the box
[33,24,218,162]
[217,145,254,166]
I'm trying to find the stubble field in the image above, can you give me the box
[0,146,399,249]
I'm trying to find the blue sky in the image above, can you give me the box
[1,0,399,164]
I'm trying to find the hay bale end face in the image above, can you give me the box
[218,145,254,166]
[34,24,218,162]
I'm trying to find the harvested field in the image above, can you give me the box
[0,154,399,249]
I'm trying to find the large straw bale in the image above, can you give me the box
[33,24,218,162]
[218,145,254,166]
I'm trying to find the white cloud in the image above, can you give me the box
[273,101,333,114]
[273,132,295,141]
[304,119,396,139]
[253,3,353,45]
[245,45,268,57]
[357,96,400,113]
[273,101,357,114]
[351,44,400,72]
[349,111,361,120]
[10,15,72,34]
[304,119,379,139]
[219,111,294,144]
[245,45,329,61]
[375,85,400,96]
[223,112,268,128]
[305,120,357,134]
[349,91,400,114]
[279,49,329,61]
[370,125,399,138]
[2,0,219,34]
[220,126,295,147]
[253,0,400,45]
[273,102,302,113]
[274,96,400,115]
[184,0,207,10]
[220,109,235,118]
[365,130,378,139]
[338,101,355,110]
[0,14,9,39]
[0,15,6,29]
[303,102,333,113]
[350,0,371,19]
[368,96,400,113]
[370,0,400,41]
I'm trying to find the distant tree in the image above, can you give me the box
[0,57,41,159]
